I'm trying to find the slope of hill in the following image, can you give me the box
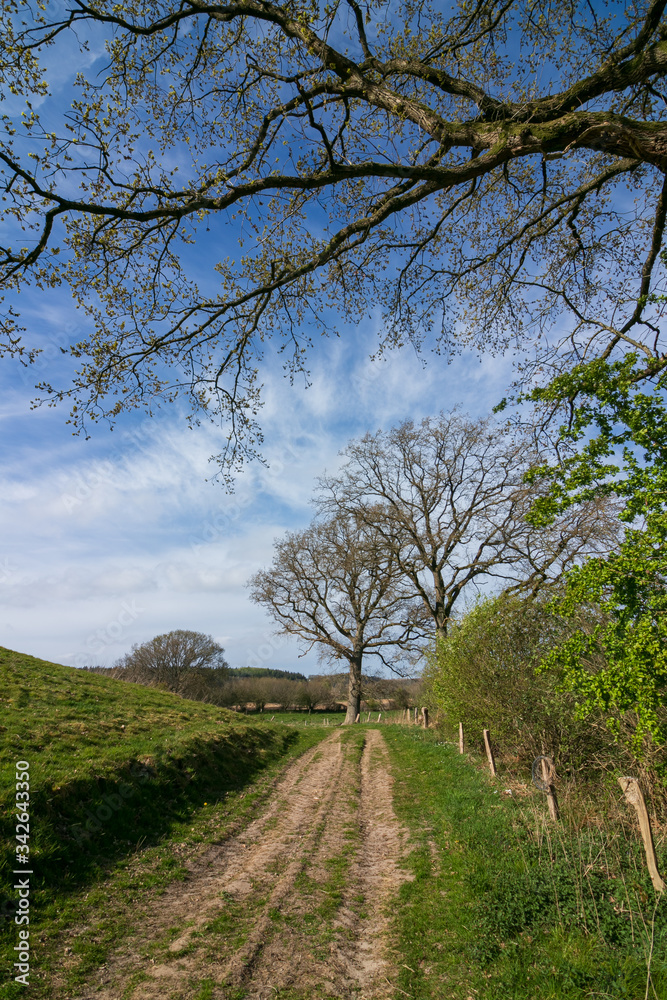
[0,648,315,997]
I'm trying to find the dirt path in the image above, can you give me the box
[72,728,411,1000]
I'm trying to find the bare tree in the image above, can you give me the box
[248,514,425,723]
[317,413,619,641]
[2,3,667,468]
[118,630,229,694]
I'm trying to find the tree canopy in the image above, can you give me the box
[248,512,425,722]
[317,412,619,638]
[3,1,667,467]
[117,629,229,693]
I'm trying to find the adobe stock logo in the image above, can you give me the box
[0,556,18,584]
[59,422,157,515]
[245,630,290,669]
[60,461,115,514]
[71,599,144,667]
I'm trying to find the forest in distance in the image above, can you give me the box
[81,661,421,715]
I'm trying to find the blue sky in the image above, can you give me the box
[0,301,517,673]
[0,0,627,675]
[0,5,525,673]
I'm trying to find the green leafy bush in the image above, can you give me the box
[422,592,616,767]
[528,354,667,746]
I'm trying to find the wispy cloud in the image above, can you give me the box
[0,318,521,672]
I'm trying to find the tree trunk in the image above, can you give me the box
[433,570,448,643]
[344,653,363,724]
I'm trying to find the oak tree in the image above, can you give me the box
[248,513,425,722]
[3,1,667,468]
[317,412,619,640]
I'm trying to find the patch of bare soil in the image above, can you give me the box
[334,728,413,994]
[70,729,411,1000]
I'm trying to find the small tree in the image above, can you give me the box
[245,677,268,712]
[294,679,332,714]
[118,630,228,694]
[248,513,425,723]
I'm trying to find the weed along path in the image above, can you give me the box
[72,728,411,1000]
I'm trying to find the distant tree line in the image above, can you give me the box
[82,630,420,712]
[228,667,308,682]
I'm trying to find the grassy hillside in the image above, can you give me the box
[0,648,326,998]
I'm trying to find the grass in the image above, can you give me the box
[6,651,665,999]
[383,726,667,1000]
[191,980,215,1000]
[249,710,346,726]
[0,648,330,999]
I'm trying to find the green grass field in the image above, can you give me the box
[2,652,666,999]
[0,649,330,999]
[384,726,667,1000]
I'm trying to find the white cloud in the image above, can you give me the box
[0,320,523,674]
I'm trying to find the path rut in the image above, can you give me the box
[71,728,411,1000]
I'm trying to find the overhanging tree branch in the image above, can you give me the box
[3,0,667,465]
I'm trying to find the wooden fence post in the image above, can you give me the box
[422,707,429,729]
[618,777,666,892]
[458,722,464,754]
[541,757,560,821]
[483,729,497,777]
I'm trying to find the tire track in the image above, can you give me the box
[71,728,411,1000]
[227,728,412,1000]
[335,727,413,995]
[72,732,345,999]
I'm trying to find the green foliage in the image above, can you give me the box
[528,355,667,744]
[385,728,667,1000]
[422,593,595,764]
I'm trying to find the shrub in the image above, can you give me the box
[422,592,615,769]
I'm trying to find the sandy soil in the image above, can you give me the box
[70,728,412,1000]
